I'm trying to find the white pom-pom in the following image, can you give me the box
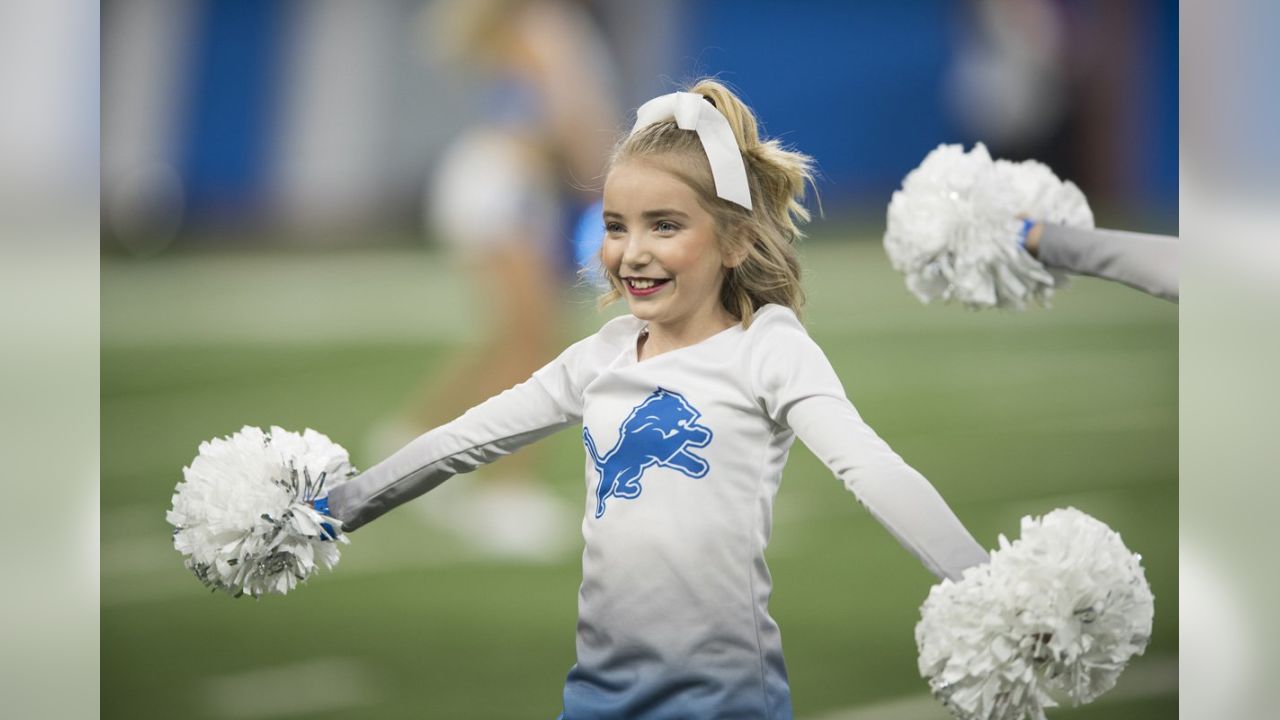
[884,143,1094,310]
[916,508,1154,720]
[167,426,357,598]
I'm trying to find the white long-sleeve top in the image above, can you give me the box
[329,304,988,719]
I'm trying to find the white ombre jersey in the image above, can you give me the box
[329,305,989,719]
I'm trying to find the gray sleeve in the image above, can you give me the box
[327,375,580,532]
[750,309,989,581]
[786,396,990,581]
[1039,224,1179,302]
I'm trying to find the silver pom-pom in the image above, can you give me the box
[884,143,1094,309]
[167,426,357,598]
[916,508,1154,720]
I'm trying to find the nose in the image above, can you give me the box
[620,232,653,269]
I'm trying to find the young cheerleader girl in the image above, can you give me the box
[325,79,990,719]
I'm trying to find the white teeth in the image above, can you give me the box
[629,278,659,289]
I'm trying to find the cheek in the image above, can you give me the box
[671,252,726,295]
[676,234,726,278]
[600,240,622,272]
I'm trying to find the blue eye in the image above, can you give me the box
[655,221,679,233]
[605,222,625,234]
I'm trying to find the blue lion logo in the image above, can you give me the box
[583,387,713,519]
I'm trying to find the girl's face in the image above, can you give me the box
[602,160,736,334]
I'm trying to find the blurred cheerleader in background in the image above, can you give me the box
[367,0,622,560]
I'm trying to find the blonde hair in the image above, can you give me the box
[599,79,816,326]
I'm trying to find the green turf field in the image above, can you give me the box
[102,235,1177,719]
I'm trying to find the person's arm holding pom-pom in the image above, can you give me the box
[746,315,1154,720]
[1022,220,1179,302]
[884,142,1178,308]
[172,306,616,598]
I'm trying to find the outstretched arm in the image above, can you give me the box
[752,309,988,582]
[785,397,989,582]
[1026,222,1179,302]
[328,338,590,533]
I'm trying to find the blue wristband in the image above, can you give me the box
[1017,218,1037,248]
[313,496,337,540]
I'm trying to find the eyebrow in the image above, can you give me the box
[602,208,691,221]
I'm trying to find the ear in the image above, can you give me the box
[721,235,747,269]
[723,244,749,269]
[719,222,751,269]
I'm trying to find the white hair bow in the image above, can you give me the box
[630,92,753,211]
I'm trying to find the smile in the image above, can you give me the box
[624,277,671,297]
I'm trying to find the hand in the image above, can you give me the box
[1018,217,1044,257]
[309,496,339,541]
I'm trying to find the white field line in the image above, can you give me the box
[102,247,1172,348]
[801,655,1177,720]
[101,250,611,348]
[203,657,381,719]
[102,251,478,347]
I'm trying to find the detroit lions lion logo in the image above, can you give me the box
[583,388,713,519]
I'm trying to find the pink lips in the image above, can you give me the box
[625,278,671,297]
